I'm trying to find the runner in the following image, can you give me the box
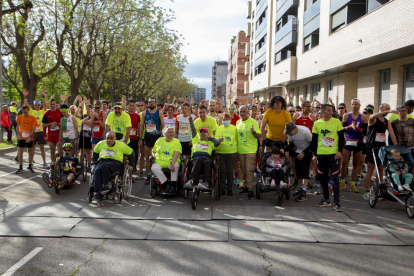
[391,105,414,148]
[356,105,374,185]
[293,101,316,132]
[194,105,218,136]
[1,105,12,143]
[59,104,79,150]
[102,100,111,116]
[312,104,344,212]
[42,96,64,163]
[388,100,414,122]
[208,100,221,125]
[75,101,93,170]
[91,100,106,149]
[176,102,195,160]
[192,104,199,121]
[104,102,131,144]
[164,105,177,131]
[287,106,295,119]
[340,98,368,193]
[228,104,240,126]
[15,105,37,174]
[139,97,164,185]
[363,103,398,200]
[337,103,347,121]
[137,101,146,178]
[126,99,141,182]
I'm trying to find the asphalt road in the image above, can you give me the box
[0,148,413,276]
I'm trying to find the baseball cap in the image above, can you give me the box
[27,99,33,104]
[200,127,209,133]
[34,100,41,105]
[284,122,296,135]
[113,102,123,108]
[351,98,361,104]
[137,101,145,105]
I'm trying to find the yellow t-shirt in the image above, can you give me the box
[215,125,238,154]
[194,116,218,134]
[312,118,344,155]
[94,140,133,162]
[263,109,292,141]
[152,137,182,168]
[192,135,215,156]
[388,113,414,123]
[29,109,46,132]
[106,111,132,143]
[236,118,261,154]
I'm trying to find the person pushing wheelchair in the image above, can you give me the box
[92,131,135,200]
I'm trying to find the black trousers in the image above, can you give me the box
[270,168,285,182]
[93,160,123,193]
[317,154,340,204]
[191,157,212,184]
[217,153,235,189]
[295,152,312,180]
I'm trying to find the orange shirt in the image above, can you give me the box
[16,114,37,140]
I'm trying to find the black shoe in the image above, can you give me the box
[334,203,343,212]
[184,179,193,189]
[169,185,176,194]
[13,157,19,163]
[295,195,307,202]
[239,187,249,195]
[145,178,150,185]
[93,193,103,201]
[15,168,23,174]
[101,186,111,195]
[247,191,254,199]
[227,189,233,196]
[28,167,35,173]
[317,199,331,207]
[293,190,301,197]
[164,184,171,194]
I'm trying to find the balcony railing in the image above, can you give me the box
[303,0,320,25]
[256,0,268,17]
[275,18,297,43]
[276,0,298,22]
[255,20,267,39]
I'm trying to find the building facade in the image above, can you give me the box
[246,0,414,110]
[226,31,250,105]
[190,86,206,104]
[212,61,228,99]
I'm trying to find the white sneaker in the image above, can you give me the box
[279,181,287,189]
[363,193,369,200]
[398,185,404,191]
[402,184,412,191]
[270,180,276,188]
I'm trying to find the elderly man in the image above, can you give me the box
[92,131,135,200]
[237,105,261,199]
[392,105,414,148]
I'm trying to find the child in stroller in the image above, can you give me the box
[387,149,413,192]
[266,147,288,188]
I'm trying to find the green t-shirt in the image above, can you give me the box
[194,116,218,134]
[29,109,46,132]
[388,113,413,122]
[191,135,215,156]
[94,140,133,162]
[215,125,238,154]
[152,137,182,168]
[312,118,344,155]
[106,111,132,143]
[236,118,261,154]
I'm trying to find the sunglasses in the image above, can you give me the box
[138,105,144,107]
[149,101,156,103]
[229,108,235,110]
[94,107,100,109]
[289,111,294,113]
[338,107,345,110]
[314,107,320,109]
[34,104,41,107]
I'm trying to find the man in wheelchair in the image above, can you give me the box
[92,131,135,200]
[184,127,223,190]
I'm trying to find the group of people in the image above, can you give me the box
[3,88,414,209]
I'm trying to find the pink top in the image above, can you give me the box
[1,110,11,127]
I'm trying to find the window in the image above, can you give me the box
[275,51,281,64]
[256,8,267,28]
[255,34,267,52]
[304,36,311,52]
[331,6,347,33]
[275,49,295,64]
[379,68,391,104]
[304,31,319,52]
[276,20,282,32]
[304,85,308,100]
[330,1,367,33]
[255,61,266,76]
[305,0,317,11]
[403,63,414,102]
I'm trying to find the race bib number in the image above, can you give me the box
[102,149,115,157]
[63,130,70,138]
[35,125,41,132]
[51,126,59,131]
[147,124,156,133]
[84,125,91,131]
[22,131,31,138]
[180,126,189,134]
[346,140,358,147]
[130,128,137,136]
[93,126,100,132]
[270,160,281,168]
[363,137,367,144]
[375,133,386,143]
[322,136,334,147]
[196,142,209,150]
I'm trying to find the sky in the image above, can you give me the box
[156,0,247,99]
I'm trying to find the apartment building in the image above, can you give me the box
[190,86,206,104]
[226,31,250,105]
[246,0,414,110]
[212,61,228,100]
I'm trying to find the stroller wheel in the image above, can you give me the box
[275,191,283,206]
[406,196,414,219]
[255,182,261,199]
[369,184,378,208]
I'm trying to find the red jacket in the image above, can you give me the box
[1,110,11,127]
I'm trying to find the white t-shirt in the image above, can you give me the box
[287,125,312,153]
[177,114,195,142]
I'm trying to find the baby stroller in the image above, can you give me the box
[256,140,291,206]
[369,145,414,218]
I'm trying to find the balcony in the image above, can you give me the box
[330,0,351,14]
[255,20,267,39]
[257,0,268,17]
[275,18,297,53]
[247,1,252,19]
[246,22,251,37]
[276,0,298,22]
[271,57,297,86]
[303,14,320,38]
[245,42,250,56]
[304,0,320,25]
[245,61,250,75]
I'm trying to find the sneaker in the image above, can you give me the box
[295,195,307,202]
[363,192,370,200]
[317,199,331,207]
[293,190,301,197]
[184,179,194,189]
[164,183,171,193]
[397,185,404,192]
[350,185,359,193]
[279,181,287,189]
[239,181,245,189]
[254,171,260,177]
[402,184,412,191]
[43,163,50,169]
[93,193,103,201]
[235,178,240,186]
[334,203,343,212]
[28,167,35,173]
[270,180,276,188]
[239,187,249,195]
[314,188,320,195]
[15,168,23,174]
[13,157,19,163]
[145,178,150,185]
[247,191,254,199]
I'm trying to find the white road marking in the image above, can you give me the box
[0,176,40,192]
[1,247,43,276]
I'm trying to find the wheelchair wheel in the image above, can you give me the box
[275,190,283,206]
[285,187,291,200]
[406,196,414,219]
[114,176,122,204]
[53,155,62,195]
[122,167,132,200]
[88,187,94,203]
[82,154,87,182]
[255,182,261,199]
[191,188,198,210]
[150,176,156,198]
[369,183,378,208]
[215,166,221,200]
[184,189,188,199]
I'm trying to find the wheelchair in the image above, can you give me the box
[149,157,185,198]
[182,153,221,210]
[42,153,82,195]
[87,156,133,204]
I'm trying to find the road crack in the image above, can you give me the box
[256,242,273,276]
[70,239,105,276]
